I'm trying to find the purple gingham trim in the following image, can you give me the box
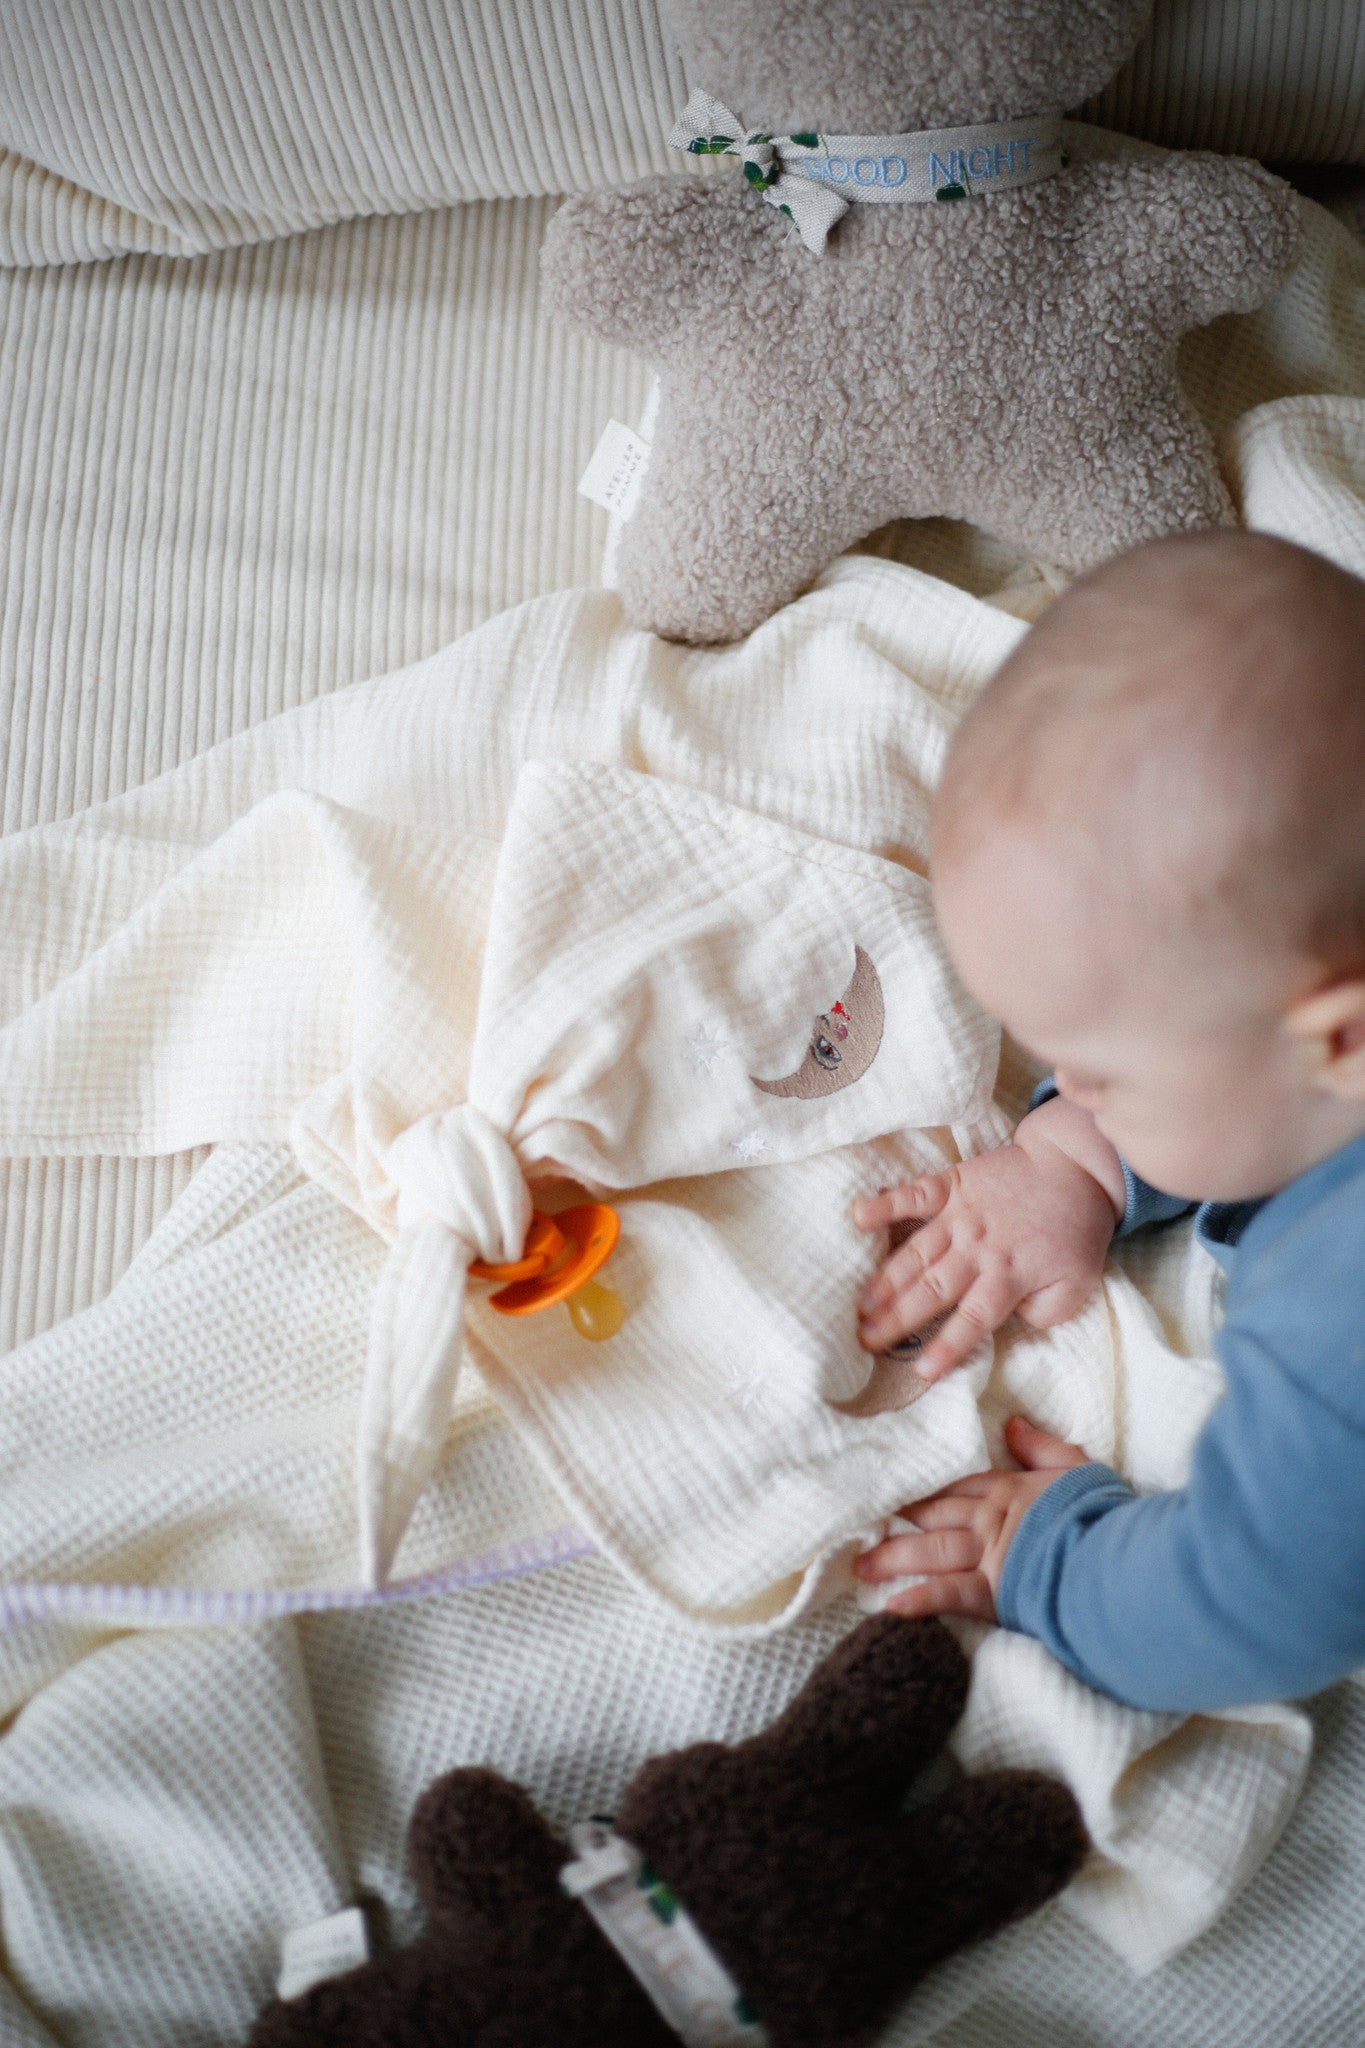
[0,1524,595,1631]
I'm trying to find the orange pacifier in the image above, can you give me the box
[469,1203,626,1340]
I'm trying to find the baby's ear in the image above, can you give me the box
[754,1615,969,1789]
[1288,978,1365,1102]
[408,1768,568,1926]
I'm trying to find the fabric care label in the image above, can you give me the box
[578,420,652,520]
[276,1906,370,2000]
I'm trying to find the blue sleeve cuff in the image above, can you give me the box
[1117,1159,1196,1238]
[996,1461,1134,1633]
[1027,1079,1193,1238]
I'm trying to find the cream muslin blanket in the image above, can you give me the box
[8,502,1360,1963]
[3,745,997,1586]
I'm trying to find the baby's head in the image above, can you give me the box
[934,532,1365,1200]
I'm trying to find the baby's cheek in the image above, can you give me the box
[1105,1088,1270,1204]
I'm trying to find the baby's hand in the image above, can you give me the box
[853,1097,1126,1379]
[854,1416,1090,1621]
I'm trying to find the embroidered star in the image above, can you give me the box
[685,1024,730,1073]
[721,1357,769,1414]
[729,1128,769,1163]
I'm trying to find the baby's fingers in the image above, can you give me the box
[858,1238,971,1351]
[899,1494,982,1531]
[856,1525,983,1582]
[852,1174,952,1233]
[916,1275,1017,1382]
[858,1215,951,1319]
[885,1571,997,1624]
[1017,1275,1098,1330]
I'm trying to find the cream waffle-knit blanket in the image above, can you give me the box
[10,423,1365,1955]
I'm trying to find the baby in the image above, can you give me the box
[854,530,1365,1713]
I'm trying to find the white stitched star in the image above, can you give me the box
[729,1128,769,1163]
[721,1356,769,1414]
[685,1024,730,1073]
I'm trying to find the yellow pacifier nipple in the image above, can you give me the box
[565,1277,627,1341]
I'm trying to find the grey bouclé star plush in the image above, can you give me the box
[541,0,1302,645]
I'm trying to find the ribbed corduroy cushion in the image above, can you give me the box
[1089,0,1365,161]
[2,0,1363,271]
[0,0,687,267]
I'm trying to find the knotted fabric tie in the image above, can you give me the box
[669,88,1065,253]
[669,89,844,253]
[358,1103,532,1583]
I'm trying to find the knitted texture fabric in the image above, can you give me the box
[0,0,691,265]
[542,0,1301,641]
[0,1551,1360,2048]
[248,1620,1086,2048]
[1088,0,1365,162]
[0,740,999,1592]
[0,195,648,1356]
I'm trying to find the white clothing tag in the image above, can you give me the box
[561,1821,768,2047]
[277,1906,370,2001]
[578,420,652,520]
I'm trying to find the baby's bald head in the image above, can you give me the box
[936,532,1365,986]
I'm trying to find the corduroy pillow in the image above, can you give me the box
[0,0,688,267]
[1,0,1361,270]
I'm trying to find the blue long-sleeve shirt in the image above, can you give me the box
[998,1110,1365,1712]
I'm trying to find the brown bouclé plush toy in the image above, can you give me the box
[541,0,1301,644]
[250,1617,1087,2048]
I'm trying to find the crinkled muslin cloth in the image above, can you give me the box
[2,723,1000,1597]
[12,429,1365,1956]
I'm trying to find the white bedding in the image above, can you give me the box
[1,166,1364,2048]
[0,1538,1359,2048]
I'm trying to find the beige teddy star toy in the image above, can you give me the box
[541,0,1301,644]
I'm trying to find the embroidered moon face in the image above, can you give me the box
[750,946,884,1100]
[828,1218,942,1418]
[827,1341,933,1419]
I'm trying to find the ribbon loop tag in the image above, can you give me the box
[277,1907,369,2001]
[561,1823,769,2047]
[670,88,1066,252]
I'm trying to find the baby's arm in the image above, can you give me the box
[862,1330,1365,1711]
[855,1095,1126,1377]
[861,1195,1365,1712]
